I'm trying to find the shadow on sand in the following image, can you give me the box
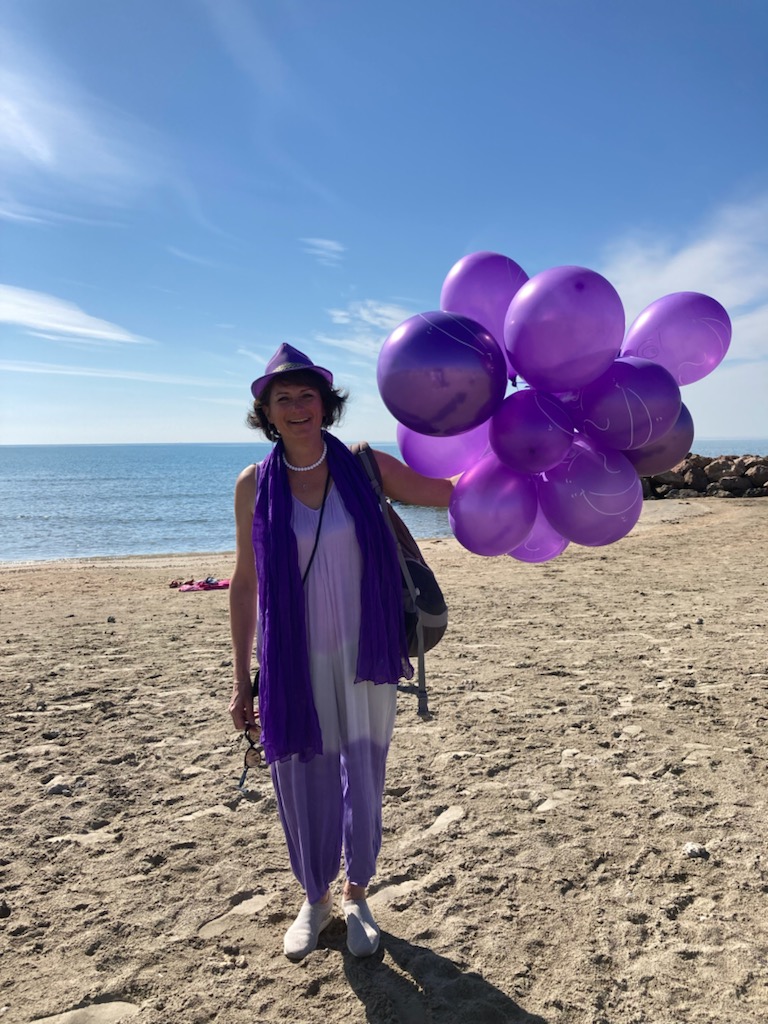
[326,928,547,1024]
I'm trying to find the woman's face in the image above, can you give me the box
[263,378,324,442]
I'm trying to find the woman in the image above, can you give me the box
[228,344,453,962]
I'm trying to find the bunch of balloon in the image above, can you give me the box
[377,251,731,563]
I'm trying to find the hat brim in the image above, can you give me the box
[250,363,333,400]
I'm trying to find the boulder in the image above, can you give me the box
[654,470,685,487]
[718,475,752,495]
[683,466,709,492]
[685,454,712,470]
[705,458,736,481]
[746,463,768,487]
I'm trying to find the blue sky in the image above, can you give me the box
[1,0,766,445]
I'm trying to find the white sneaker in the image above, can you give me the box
[341,898,380,957]
[283,898,333,961]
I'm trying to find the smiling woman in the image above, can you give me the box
[247,345,347,446]
[228,343,454,964]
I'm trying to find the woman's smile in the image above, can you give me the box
[265,383,323,437]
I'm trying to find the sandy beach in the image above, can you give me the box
[1,497,767,1024]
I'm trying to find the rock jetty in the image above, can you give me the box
[643,453,768,499]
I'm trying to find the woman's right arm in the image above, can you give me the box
[228,465,258,731]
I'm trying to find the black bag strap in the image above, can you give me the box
[354,443,429,716]
[302,470,332,585]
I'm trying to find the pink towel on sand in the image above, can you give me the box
[178,578,230,592]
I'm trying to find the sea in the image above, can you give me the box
[1,439,766,564]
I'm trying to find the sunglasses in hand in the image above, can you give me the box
[238,724,266,788]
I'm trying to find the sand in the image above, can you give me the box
[1,498,767,1024]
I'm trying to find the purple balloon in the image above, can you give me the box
[440,251,528,379]
[621,291,731,386]
[397,420,490,478]
[504,266,625,392]
[507,501,569,563]
[489,389,574,473]
[578,356,682,451]
[538,435,643,546]
[449,452,538,556]
[623,402,695,476]
[377,311,507,437]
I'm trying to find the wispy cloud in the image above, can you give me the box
[0,359,242,388]
[0,198,125,226]
[0,285,148,345]
[314,299,414,362]
[167,245,219,268]
[0,200,49,224]
[236,347,267,363]
[600,195,768,361]
[326,300,412,330]
[0,35,168,209]
[300,237,346,267]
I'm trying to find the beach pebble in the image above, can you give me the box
[44,776,72,797]
[622,725,644,737]
[682,842,710,860]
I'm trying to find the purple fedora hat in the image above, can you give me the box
[250,344,333,400]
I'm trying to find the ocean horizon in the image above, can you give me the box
[1,439,766,564]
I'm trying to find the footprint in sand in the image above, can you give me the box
[47,830,120,847]
[424,805,465,835]
[367,879,421,909]
[198,893,272,939]
[177,804,233,822]
[536,789,577,811]
[30,1002,139,1024]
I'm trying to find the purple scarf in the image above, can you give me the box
[252,432,411,764]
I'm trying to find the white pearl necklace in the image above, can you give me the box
[283,440,327,473]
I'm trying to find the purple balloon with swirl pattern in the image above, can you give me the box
[377,311,507,436]
[507,501,570,563]
[622,402,695,476]
[620,291,731,386]
[578,356,682,451]
[449,451,538,556]
[489,389,575,473]
[538,435,643,546]
[440,251,528,379]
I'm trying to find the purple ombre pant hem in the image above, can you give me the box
[271,735,391,905]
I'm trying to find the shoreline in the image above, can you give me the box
[3,450,766,567]
[0,496,755,568]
